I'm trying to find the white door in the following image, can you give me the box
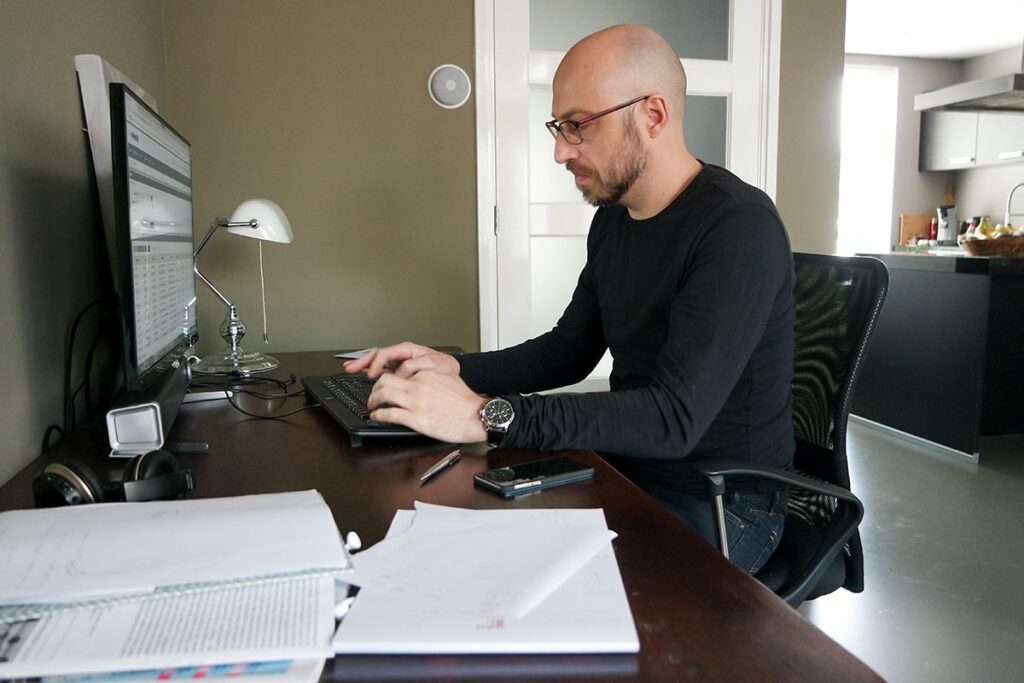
[475,0,780,390]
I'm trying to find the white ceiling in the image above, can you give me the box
[845,0,1024,60]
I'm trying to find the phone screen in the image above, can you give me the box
[474,456,595,497]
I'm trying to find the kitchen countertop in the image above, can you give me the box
[860,252,1024,275]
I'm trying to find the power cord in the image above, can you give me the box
[42,297,118,453]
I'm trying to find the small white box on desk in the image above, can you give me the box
[105,402,163,458]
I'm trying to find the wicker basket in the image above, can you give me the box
[960,236,1024,257]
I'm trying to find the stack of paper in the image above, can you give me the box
[333,502,639,654]
[0,490,349,679]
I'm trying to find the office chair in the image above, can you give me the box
[693,252,888,607]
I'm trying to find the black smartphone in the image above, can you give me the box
[473,456,595,497]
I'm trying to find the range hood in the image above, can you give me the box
[914,73,1024,112]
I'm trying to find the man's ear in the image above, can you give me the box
[642,94,670,139]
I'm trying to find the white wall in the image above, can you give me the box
[845,54,961,246]
[955,45,1024,222]
[775,0,847,254]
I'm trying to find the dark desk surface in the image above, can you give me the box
[0,352,881,682]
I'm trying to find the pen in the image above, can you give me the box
[420,449,461,485]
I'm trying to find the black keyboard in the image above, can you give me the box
[302,373,420,446]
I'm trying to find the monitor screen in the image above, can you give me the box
[109,83,197,391]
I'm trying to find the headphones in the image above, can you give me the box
[33,450,195,508]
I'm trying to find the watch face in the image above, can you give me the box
[483,398,514,429]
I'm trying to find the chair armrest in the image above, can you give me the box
[691,458,865,595]
[690,459,862,507]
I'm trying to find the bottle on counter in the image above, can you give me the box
[929,217,938,241]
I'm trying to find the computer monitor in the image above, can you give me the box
[108,83,197,397]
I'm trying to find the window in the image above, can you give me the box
[836,65,899,256]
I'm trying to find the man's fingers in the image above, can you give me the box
[364,349,411,378]
[368,374,415,411]
[394,356,435,379]
[368,406,415,429]
[393,352,460,379]
[342,352,376,373]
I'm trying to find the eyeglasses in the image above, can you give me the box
[545,95,650,145]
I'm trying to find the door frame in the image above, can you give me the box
[473,0,782,352]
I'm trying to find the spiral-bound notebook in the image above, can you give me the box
[0,491,350,679]
[0,490,351,608]
[0,574,337,679]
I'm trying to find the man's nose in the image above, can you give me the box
[553,134,578,165]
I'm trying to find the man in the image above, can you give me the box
[345,24,794,573]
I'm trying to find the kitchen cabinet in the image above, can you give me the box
[920,110,1024,171]
[919,110,978,171]
[852,253,1024,460]
[976,112,1024,166]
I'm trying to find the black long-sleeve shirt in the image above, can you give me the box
[459,164,794,500]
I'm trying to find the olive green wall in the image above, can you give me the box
[776,0,846,254]
[0,0,476,488]
[161,0,479,359]
[0,0,166,486]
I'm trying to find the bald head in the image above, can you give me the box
[553,24,687,123]
[550,25,701,218]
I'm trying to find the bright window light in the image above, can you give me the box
[836,65,899,256]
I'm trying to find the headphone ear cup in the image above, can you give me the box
[125,450,182,481]
[33,460,108,507]
[117,450,193,502]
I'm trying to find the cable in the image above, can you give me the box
[232,387,307,400]
[188,373,296,393]
[188,373,312,419]
[69,321,108,429]
[225,393,321,420]
[41,425,66,454]
[63,299,106,432]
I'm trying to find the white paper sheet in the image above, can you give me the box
[0,577,335,679]
[0,491,348,604]
[344,502,616,619]
[332,348,377,359]
[333,505,639,654]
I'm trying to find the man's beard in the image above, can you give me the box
[569,122,646,207]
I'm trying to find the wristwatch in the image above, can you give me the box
[480,397,515,445]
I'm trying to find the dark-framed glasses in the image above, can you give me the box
[545,95,650,144]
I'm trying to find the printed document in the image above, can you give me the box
[0,576,335,679]
[39,659,326,683]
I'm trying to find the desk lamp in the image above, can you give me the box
[192,198,293,375]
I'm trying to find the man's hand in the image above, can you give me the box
[342,341,460,379]
[367,371,488,443]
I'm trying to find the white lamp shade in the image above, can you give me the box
[226,198,294,244]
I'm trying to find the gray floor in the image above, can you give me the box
[799,422,1024,682]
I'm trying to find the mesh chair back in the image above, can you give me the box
[788,253,888,594]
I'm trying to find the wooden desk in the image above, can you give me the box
[0,352,880,682]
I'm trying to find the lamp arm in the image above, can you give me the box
[193,265,233,308]
[193,219,247,309]
[193,219,260,258]
[193,221,223,258]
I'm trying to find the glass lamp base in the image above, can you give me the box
[192,349,280,376]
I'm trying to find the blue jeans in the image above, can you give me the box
[669,490,787,574]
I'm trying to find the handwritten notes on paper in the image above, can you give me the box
[0,490,349,604]
[333,503,639,654]
[345,502,616,619]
